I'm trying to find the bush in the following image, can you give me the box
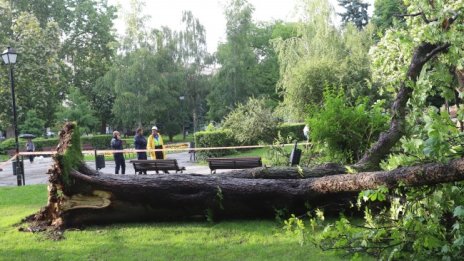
[308,90,388,163]
[277,123,306,142]
[194,130,235,159]
[0,138,20,153]
[222,98,278,145]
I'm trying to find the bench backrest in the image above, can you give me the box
[207,157,262,169]
[131,159,180,170]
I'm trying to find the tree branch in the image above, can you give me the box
[423,43,451,64]
[393,11,437,23]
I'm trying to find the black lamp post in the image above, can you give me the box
[2,47,24,186]
[179,95,185,140]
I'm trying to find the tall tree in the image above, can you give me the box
[61,0,117,134]
[55,88,98,135]
[19,110,45,137]
[207,0,256,121]
[337,0,369,29]
[371,0,407,34]
[1,0,117,134]
[274,0,377,121]
[178,10,210,135]
[0,12,65,131]
[120,0,152,52]
[274,0,342,120]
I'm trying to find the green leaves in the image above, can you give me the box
[454,206,464,218]
[307,89,389,163]
[358,186,389,203]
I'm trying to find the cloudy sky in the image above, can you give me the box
[110,0,375,53]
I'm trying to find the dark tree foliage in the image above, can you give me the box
[371,0,407,34]
[337,0,369,29]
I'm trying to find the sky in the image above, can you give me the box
[110,0,375,53]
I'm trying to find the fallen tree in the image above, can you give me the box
[23,9,464,231]
[22,122,464,231]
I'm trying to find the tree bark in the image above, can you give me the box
[354,43,451,171]
[40,156,464,228]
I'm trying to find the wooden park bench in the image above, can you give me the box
[206,157,262,174]
[129,159,186,174]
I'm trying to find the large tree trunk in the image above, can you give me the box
[24,123,464,230]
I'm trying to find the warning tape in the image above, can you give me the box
[1,142,310,165]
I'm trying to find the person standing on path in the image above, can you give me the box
[26,139,35,163]
[147,126,165,160]
[134,127,147,174]
[111,131,125,174]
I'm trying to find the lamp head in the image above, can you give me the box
[1,47,17,65]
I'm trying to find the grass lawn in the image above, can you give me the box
[0,185,348,261]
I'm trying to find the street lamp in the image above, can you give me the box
[2,47,24,186]
[179,96,185,140]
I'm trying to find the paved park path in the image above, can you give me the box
[0,152,221,187]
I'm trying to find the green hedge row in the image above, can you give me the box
[194,129,235,159]
[0,137,60,153]
[80,135,114,149]
[193,123,306,158]
[277,123,306,142]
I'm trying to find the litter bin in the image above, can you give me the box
[289,142,301,166]
[12,160,24,176]
[96,154,105,170]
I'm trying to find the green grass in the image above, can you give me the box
[0,185,348,261]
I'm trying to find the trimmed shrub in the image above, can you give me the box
[194,130,235,159]
[277,123,306,142]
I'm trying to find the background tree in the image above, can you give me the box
[337,0,370,29]
[247,21,296,105]
[0,0,116,134]
[274,0,377,121]
[60,0,117,134]
[55,88,98,135]
[0,11,65,132]
[371,0,407,35]
[178,10,210,136]
[18,110,45,137]
[207,0,256,121]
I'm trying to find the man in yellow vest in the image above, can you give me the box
[147,126,165,159]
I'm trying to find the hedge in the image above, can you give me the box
[276,123,306,142]
[0,137,60,153]
[80,135,114,149]
[194,130,235,159]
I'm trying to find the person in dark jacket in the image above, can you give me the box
[26,139,35,163]
[111,131,125,174]
[134,127,147,174]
